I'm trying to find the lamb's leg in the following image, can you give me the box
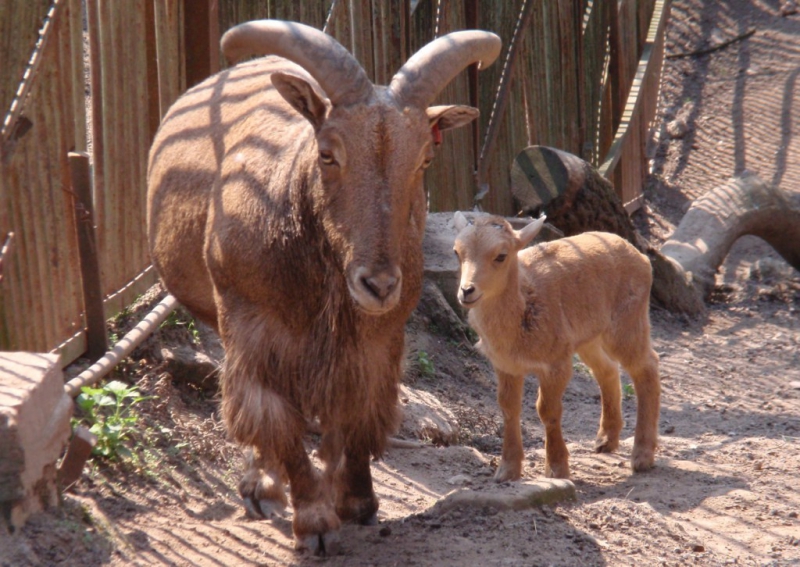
[536,361,571,479]
[622,347,660,472]
[576,341,623,453]
[495,370,525,482]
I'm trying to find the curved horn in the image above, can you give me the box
[221,20,373,106]
[390,30,502,109]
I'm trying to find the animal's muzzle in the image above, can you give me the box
[349,265,403,314]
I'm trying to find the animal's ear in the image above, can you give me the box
[427,105,480,132]
[271,72,328,130]
[515,214,546,247]
[453,210,470,232]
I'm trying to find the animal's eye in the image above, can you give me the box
[494,253,507,263]
[453,249,460,259]
[421,157,433,169]
[320,151,336,165]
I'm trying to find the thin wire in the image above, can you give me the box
[434,0,442,38]
[323,0,338,34]
[478,0,528,165]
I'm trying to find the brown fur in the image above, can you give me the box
[146,27,493,552]
[453,213,661,480]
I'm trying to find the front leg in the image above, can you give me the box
[221,348,340,556]
[238,448,288,519]
[319,430,378,525]
[495,370,526,482]
[332,446,379,525]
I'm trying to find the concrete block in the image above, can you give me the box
[0,352,72,532]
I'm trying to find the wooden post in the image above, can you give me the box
[465,0,479,171]
[69,152,108,360]
[184,0,220,89]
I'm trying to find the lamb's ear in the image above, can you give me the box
[453,211,470,232]
[271,72,328,130]
[516,214,546,247]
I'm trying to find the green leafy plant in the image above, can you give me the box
[72,380,149,461]
[417,350,436,378]
[161,310,201,344]
[623,382,636,399]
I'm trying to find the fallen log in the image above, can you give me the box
[511,146,800,316]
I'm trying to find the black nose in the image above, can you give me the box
[461,285,475,298]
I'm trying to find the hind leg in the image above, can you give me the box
[577,340,623,454]
[604,318,661,472]
[536,360,572,479]
[622,348,660,471]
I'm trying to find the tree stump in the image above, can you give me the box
[510,146,800,316]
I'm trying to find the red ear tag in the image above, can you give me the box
[432,123,443,146]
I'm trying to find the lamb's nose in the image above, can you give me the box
[461,285,475,298]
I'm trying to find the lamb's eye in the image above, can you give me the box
[494,253,507,263]
[453,249,460,259]
[421,157,433,169]
[320,151,336,165]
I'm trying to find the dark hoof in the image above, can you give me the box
[243,496,287,519]
[301,530,342,556]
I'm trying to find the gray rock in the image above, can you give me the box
[399,385,459,446]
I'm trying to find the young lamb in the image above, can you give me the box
[452,211,660,480]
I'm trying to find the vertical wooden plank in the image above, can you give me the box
[184,0,220,90]
[155,0,184,117]
[127,0,147,288]
[88,0,106,287]
[69,152,107,359]
[55,2,84,346]
[145,0,161,140]
[109,0,125,299]
[68,0,86,153]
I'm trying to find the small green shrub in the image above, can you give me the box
[72,380,149,461]
[417,350,436,378]
[161,310,200,344]
[623,383,636,399]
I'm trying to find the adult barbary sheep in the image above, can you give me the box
[452,212,660,481]
[147,20,500,555]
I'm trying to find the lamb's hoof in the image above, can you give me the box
[299,530,342,557]
[594,434,620,454]
[544,462,570,479]
[493,460,522,482]
[631,450,655,472]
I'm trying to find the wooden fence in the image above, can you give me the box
[0,0,670,365]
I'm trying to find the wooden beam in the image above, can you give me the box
[68,152,108,361]
[183,0,220,89]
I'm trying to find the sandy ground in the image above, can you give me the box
[2,1,799,566]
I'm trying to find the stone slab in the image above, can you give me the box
[0,352,72,531]
[431,478,577,516]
